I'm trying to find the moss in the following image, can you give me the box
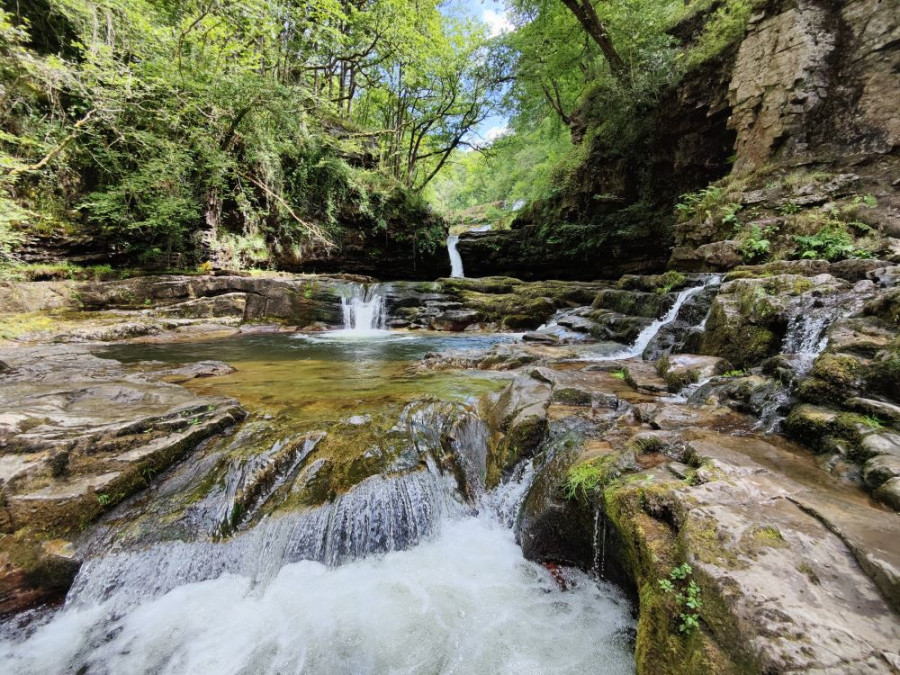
[739,525,787,558]
[865,340,900,401]
[565,455,620,500]
[797,353,863,405]
[602,484,755,675]
[784,404,869,456]
[594,289,674,318]
[552,387,593,407]
[702,305,779,369]
[682,515,743,569]
[503,414,548,467]
[665,368,700,393]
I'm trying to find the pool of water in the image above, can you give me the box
[99,331,517,423]
[1,330,639,673]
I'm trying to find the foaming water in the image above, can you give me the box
[340,283,388,334]
[584,280,714,362]
[448,233,464,278]
[0,516,634,675]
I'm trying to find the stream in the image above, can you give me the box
[0,325,637,674]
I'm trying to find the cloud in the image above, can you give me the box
[483,9,513,37]
[484,125,510,142]
[466,124,510,150]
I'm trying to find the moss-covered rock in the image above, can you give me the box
[701,302,780,369]
[797,353,865,405]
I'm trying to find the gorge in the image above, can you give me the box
[0,0,899,673]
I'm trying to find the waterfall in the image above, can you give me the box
[447,234,464,278]
[781,310,838,374]
[340,284,387,333]
[587,278,714,361]
[65,465,466,612]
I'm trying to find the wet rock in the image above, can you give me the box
[156,360,236,383]
[0,536,82,616]
[592,289,675,319]
[589,312,650,344]
[859,433,900,461]
[153,293,247,319]
[847,398,900,426]
[656,354,728,393]
[862,455,900,489]
[0,345,246,532]
[431,309,480,331]
[874,478,900,511]
[487,375,552,483]
[522,332,559,344]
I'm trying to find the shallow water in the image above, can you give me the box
[1,331,637,673]
[99,332,516,422]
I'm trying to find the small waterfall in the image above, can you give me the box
[781,310,838,375]
[588,278,714,361]
[447,234,464,278]
[66,465,466,612]
[340,284,387,333]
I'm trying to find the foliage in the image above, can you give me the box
[565,457,618,500]
[658,563,704,635]
[863,415,884,430]
[0,1,498,267]
[792,225,863,262]
[680,0,759,70]
[739,226,772,263]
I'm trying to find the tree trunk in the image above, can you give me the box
[558,0,627,83]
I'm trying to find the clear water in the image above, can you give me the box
[2,332,636,673]
[99,332,516,422]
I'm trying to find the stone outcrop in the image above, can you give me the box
[479,350,900,674]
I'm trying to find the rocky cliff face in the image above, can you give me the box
[728,0,898,173]
[458,49,738,280]
[461,0,899,280]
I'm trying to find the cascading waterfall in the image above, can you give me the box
[65,464,466,613]
[588,278,716,361]
[340,283,387,333]
[781,309,840,374]
[0,433,636,675]
[755,302,842,432]
[447,234,464,278]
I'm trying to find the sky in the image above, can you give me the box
[442,0,512,147]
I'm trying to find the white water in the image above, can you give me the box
[336,283,388,336]
[448,234,464,278]
[781,310,837,374]
[0,473,635,675]
[585,281,710,362]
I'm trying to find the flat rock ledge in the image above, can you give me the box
[0,344,245,614]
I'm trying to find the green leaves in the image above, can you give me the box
[659,563,704,636]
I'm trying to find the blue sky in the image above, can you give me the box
[441,0,512,145]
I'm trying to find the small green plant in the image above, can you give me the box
[863,415,884,430]
[97,493,112,506]
[612,368,627,380]
[851,194,878,208]
[740,225,771,263]
[721,203,742,229]
[565,458,617,500]
[721,369,746,377]
[778,201,801,216]
[793,225,858,261]
[659,563,704,635]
